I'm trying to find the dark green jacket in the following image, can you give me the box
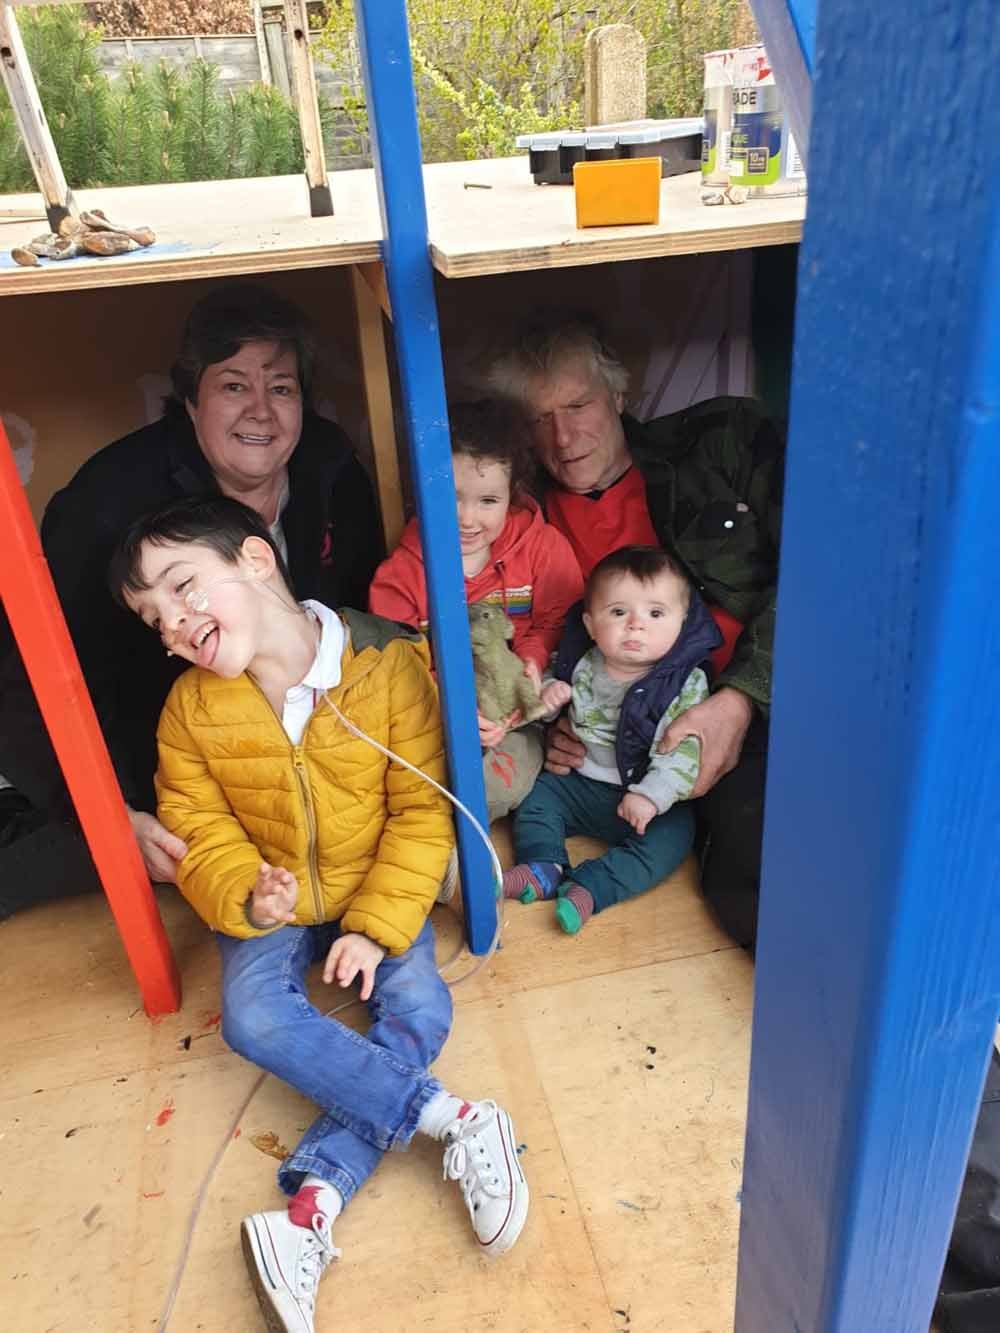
[625,397,784,714]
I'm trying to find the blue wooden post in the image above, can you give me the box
[353,0,496,953]
[747,0,815,166]
[737,4,1000,1331]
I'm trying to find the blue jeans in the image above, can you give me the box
[513,770,695,914]
[217,918,452,1204]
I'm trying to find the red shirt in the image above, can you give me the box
[545,466,742,675]
[545,466,658,577]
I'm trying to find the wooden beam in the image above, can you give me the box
[355,0,496,955]
[355,259,391,319]
[0,3,76,230]
[263,18,290,98]
[251,0,271,85]
[748,0,814,168]
[351,263,403,550]
[0,420,181,1016]
[282,0,332,217]
[736,2,1000,1330]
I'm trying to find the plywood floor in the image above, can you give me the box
[0,830,753,1333]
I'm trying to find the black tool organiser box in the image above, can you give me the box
[516,118,703,185]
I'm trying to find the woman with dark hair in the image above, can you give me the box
[0,283,383,910]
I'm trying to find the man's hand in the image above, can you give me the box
[322,933,386,1001]
[248,862,298,929]
[544,712,586,775]
[126,807,187,884]
[658,687,753,798]
[618,791,658,836]
[539,679,572,714]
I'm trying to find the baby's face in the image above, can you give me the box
[583,570,688,674]
[453,453,512,562]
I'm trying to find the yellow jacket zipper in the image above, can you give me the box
[293,748,323,922]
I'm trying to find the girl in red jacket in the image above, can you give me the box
[370,399,583,820]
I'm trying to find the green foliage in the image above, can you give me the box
[234,84,305,177]
[316,0,756,163]
[108,64,164,184]
[0,5,309,191]
[0,105,28,194]
[411,51,578,161]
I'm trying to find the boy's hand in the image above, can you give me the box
[127,807,187,884]
[322,933,386,1001]
[618,791,658,837]
[249,862,298,928]
[478,710,518,749]
[540,680,572,714]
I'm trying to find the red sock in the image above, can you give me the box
[288,1179,342,1230]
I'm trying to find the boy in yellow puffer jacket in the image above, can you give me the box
[111,496,529,1333]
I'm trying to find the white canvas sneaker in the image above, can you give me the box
[441,1100,529,1257]
[241,1208,340,1333]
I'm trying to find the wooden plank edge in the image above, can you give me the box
[429,219,805,278]
[0,239,383,297]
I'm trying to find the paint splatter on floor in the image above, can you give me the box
[156,1099,175,1127]
[250,1131,290,1162]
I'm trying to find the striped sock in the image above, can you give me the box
[502,860,563,903]
[554,884,594,934]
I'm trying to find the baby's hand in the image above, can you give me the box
[617,792,658,837]
[322,932,386,1001]
[540,680,572,714]
[249,862,298,928]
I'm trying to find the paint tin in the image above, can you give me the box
[701,49,734,186]
[728,44,806,197]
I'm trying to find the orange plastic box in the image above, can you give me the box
[572,156,662,228]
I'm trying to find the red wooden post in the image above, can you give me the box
[0,423,181,1016]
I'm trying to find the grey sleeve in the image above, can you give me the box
[628,669,709,813]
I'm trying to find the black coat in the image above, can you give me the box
[32,409,383,809]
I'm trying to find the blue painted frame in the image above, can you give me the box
[737,3,1000,1329]
[748,0,815,168]
[353,0,496,954]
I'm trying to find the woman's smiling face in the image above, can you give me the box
[186,339,303,495]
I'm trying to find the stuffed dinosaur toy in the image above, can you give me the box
[467,602,547,726]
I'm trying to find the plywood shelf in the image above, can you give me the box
[0,172,382,296]
[423,156,806,278]
[1,157,805,296]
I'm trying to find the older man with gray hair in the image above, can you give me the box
[489,312,784,951]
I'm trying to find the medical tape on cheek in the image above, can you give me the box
[183,576,250,616]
